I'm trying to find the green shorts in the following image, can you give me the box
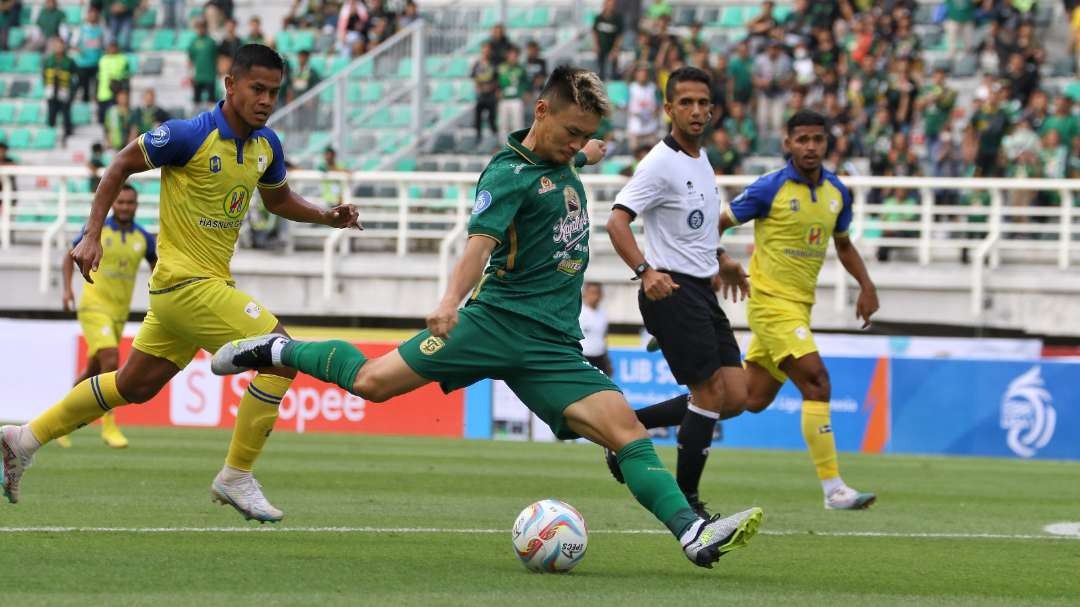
[398,302,620,439]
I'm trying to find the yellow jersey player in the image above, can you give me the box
[719,110,880,510]
[1,44,359,521]
[59,183,156,449]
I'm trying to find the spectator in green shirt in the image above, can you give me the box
[722,101,757,155]
[0,0,20,51]
[189,18,219,106]
[727,41,754,105]
[706,129,742,176]
[31,0,67,50]
[106,0,142,52]
[1042,96,1077,146]
[917,67,957,161]
[43,37,77,141]
[127,88,170,142]
[497,45,527,142]
[944,0,976,60]
[103,88,132,151]
[246,16,266,45]
[96,39,130,124]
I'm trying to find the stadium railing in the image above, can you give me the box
[2,167,1078,319]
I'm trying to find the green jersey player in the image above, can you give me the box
[212,66,763,568]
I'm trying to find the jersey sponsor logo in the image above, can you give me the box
[686,209,704,230]
[209,155,222,173]
[244,301,262,319]
[150,124,171,148]
[562,186,581,214]
[556,257,584,275]
[789,198,800,212]
[472,190,493,214]
[794,326,809,340]
[806,223,825,247]
[419,336,445,355]
[829,198,840,213]
[537,176,556,195]
[223,185,251,219]
[1000,366,1056,458]
[258,154,268,173]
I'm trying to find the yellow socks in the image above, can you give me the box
[225,373,293,471]
[801,400,840,481]
[28,372,128,444]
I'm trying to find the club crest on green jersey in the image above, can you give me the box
[420,336,445,355]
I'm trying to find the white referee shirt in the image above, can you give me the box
[613,135,721,279]
[579,304,609,357]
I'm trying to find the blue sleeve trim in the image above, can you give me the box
[135,222,158,264]
[71,224,86,248]
[257,128,288,187]
[729,170,786,223]
[140,115,209,169]
[825,172,853,234]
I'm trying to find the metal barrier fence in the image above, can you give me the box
[2,167,1079,319]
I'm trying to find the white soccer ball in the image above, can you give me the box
[511,499,588,573]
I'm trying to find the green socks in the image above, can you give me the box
[617,438,700,538]
[281,340,367,392]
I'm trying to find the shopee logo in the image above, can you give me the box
[229,373,366,433]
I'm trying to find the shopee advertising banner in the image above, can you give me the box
[82,338,464,436]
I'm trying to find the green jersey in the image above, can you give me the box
[467,130,590,339]
[497,62,527,100]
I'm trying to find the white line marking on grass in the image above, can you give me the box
[0,526,1077,541]
[1044,522,1080,538]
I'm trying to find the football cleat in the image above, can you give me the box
[55,435,73,448]
[1,425,35,504]
[603,447,625,484]
[211,470,284,523]
[211,334,288,375]
[681,507,763,568]
[825,485,877,510]
[100,414,128,449]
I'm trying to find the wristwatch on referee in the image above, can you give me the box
[632,261,651,280]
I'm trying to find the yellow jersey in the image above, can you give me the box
[73,216,157,318]
[724,161,852,304]
[136,101,288,292]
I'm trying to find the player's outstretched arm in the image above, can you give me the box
[426,235,497,339]
[258,184,360,229]
[835,234,879,328]
[71,140,152,283]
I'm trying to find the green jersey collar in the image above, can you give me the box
[505,129,545,166]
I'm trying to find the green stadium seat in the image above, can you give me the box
[309,56,326,75]
[526,7,551,28]
[329,56,350,75]
[7,27,25,50]
[480,6,498,28]
[360,82,383,103]
[136,8,157,28]
[458,82,476,102]
[1066,81,1080,102]
[275,31,293,53]
[354,58,374,78]
[27,80,44,101]
[507,8,529,28]
[0,102,13,124]
[66,180,92,194]
[130,29,150,51]
[719,6,746,28]
[446,57,469,78]
[601,160,626,175]
[292,31,315,52]
[176,30,196,50]
[14,53,41,74]
[772,4,793,21]
[63,5,82,24]
[431,81,454,103]
[370,107,392,126]
[0,52,17,73]
[72,103,92,126]
[425,56,446,77]
[397,57,413,79]
[344,82,360,103]
[125,54,140,74]
[16,104,41,125]
[7,128,30,150]
[187,6,203,20]
[391,106,412,128]
[0,79,7,97]
[397,158,418,172]
[606,81,629,108]
[151,30,176,51]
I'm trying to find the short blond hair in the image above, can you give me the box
[541,65,611,117]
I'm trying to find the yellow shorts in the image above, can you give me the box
[745,290,818,383]
[78,310,125,357]
[132,278,280,369]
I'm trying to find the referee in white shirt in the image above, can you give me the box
[579,282,612,376]
[605,66,749,517]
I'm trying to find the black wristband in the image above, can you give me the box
[573,151,588,168]
[631,261,650,280]
[716,245,726,257]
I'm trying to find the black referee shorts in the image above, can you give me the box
[638,270,742,386]
[585,352,613,377]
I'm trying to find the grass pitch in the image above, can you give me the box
[3,428,1078,606]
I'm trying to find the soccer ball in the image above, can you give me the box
[511,499,588,573]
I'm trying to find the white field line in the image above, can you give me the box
[0,526,1076,541]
